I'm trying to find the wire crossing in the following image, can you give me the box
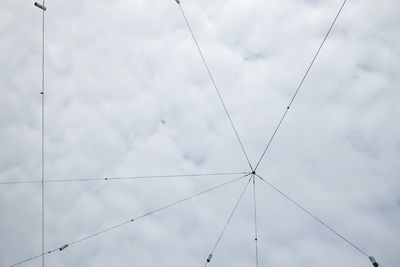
[176,0,253,171]
[256,174,371,258]
[8,174,250,267]
[252,175,259,267]
[204,176,252,266]
[254,0,348,171]
[0,171,249,185]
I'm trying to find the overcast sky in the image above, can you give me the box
[1,0,399,266]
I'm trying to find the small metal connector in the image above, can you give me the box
[34,2,47,11]
[59,244,69,251]
[206,254,212,263]
[369,256,379,267]
[175,0,180,4]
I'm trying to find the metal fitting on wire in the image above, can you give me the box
[34,2,46,11]
[59,244,69,251]
[369,256,379,267]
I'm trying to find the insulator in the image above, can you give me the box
[34,2,46,11]
[369,256,379,267]
[59,244,69,251]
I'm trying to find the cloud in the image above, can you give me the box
[1,0,399,266]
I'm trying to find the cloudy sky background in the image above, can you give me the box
[1,0,399,266]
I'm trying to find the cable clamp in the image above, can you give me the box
[206,254,212,262]
[34,2,47,11]
[175,0,180,4]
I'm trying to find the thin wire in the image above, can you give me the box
[0,171,249,185]
[204,176,252,266]
[256,174,369,257]
[254,0,348,171]
[40,1,46,266]
[9,248,58,267]
[8,174,250,267]
[252,175,259,267]
[176,2,253,171]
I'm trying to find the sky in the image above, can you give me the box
[0,0,399,266]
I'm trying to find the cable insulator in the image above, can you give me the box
[34,2,46,11]
[369,256,379,267]
[59,244,69,251]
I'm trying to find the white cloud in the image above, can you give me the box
[1,0,399,266]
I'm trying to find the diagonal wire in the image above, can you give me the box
[256,174,369,258]
[176,1,253,171]
[8,174,250,267]
[204,176,252,266]
[252,175,259,267]
[254,0,348,171]
[0,171,249,185]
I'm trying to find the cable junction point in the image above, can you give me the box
[6,0,385,266]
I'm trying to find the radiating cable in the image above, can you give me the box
[256,174,369,257]
[40,1,46,266]
[8,174,250,267]
[175,1,253,171]
[0,171,249,185]
[252,175,259,267]
[204,176,252,266]
[254,0,348,171]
